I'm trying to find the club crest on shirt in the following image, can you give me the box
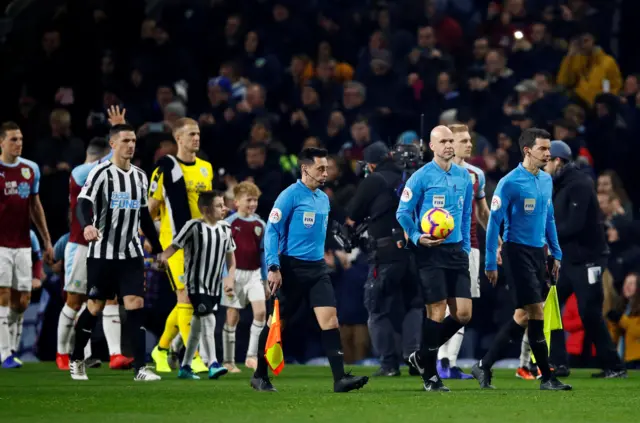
[21,167,31,179]
[524,198,536,214]
[470,173,476,184]
[254,226,262,237]
[432,195,445,208]
[200,167,208,177]
[303,211,315,228]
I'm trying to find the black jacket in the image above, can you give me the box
[346,160,404,241]
[553,163,608,263]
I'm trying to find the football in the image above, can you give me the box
[420,208,455,239]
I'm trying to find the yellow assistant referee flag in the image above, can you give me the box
[264,299,284,375]
[531,285,563,364]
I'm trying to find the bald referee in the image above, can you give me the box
[544,141,626,378]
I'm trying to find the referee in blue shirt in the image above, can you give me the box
[471,128,571,391]
[397,126,474,392]
[250,147,369,393]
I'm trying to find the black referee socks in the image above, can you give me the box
[439,316,464,347]
[481,318,525,370]
[70,309,98,362]
[126,308,146,373]
[254,325,270,379]
[527,319,552,381]
[321,328,345,382]
[420,318,443,379]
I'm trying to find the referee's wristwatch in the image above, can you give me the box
[268,264,280,272]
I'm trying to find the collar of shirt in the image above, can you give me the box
[430,160,453,175]
[517,163,542,179]
[296,179,321,195]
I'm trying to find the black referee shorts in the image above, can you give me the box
[87,257,145,301]
[412,242,471,304]
[502,242,546,308]
[277,255,336,321]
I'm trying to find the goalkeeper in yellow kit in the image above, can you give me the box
[149,118,213,373]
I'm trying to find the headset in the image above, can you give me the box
[303,167,325,186]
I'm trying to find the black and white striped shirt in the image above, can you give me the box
[172,219,236,296]
[78,161,149,260]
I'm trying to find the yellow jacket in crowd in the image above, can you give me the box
[557,47,622,106]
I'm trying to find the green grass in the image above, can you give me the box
[0,364,638,423]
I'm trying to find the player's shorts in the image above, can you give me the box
[166,249,185,291]
[469,248,480,298]
[412,242,471,304]
[221,269,265,309]
[0,247,32,292]
[189,293,220,317]
[86,257,145,301]
[64,242,88,294]
[502,242,546,308]
[277,255,336,320]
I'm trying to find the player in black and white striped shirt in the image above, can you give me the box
[70,124,163,382]
[159,191,237,380]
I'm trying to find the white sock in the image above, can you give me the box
[182,315,201,368]
[223,324,236,363]
[8,309,24,353]
[247,320,265,358]
[0,306,11,361]
[520,332,531,368]
[102,304,122,355]
[446,327,464,368]
[57,305,78,354]
[170,334,183,353]
[200,314,217,366]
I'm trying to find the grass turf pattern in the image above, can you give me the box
[1,364,637,423]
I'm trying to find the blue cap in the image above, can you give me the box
[208,76,232,93]
[550,140,572,161]
[397,130,418,145]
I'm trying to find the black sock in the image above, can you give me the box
[321,328,345,382]
[419,318,442,380]
[70,309,98,361]
[481,319,525,370]
[528,319,552,380]
[254,325,270,379]
[439,316,464,346]
[126,308,146,373]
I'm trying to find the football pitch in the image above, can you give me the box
[1,364,638,423]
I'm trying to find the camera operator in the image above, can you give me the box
[545,141,627,378]
[346,141,423,377]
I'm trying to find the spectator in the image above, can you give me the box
[597,170,633,217]
[557,27,622,106]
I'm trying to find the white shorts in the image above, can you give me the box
[221,269,265,309]
[0,247,32,292]
[469,248,480,298]
[64,243,88,295]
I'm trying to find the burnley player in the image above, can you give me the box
[434,124,493,379]
[0,122,53,368]
[222,182,267,372]
[56,136,133,370]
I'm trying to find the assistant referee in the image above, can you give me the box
[544,140,626,378]
[250,147,369,393]
[472,128,571,391]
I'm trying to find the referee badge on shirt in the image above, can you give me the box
[524,198,536,214]
[432,195,445,208]
[303,211,315,228]
[21,167,31,179]
[458,196,464,209]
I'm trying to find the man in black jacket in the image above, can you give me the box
[346,141,422,377]
[545,141,626,378]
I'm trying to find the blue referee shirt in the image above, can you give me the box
[486,164,562,271]
[265,180,330,267]
[396,160,473,254]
